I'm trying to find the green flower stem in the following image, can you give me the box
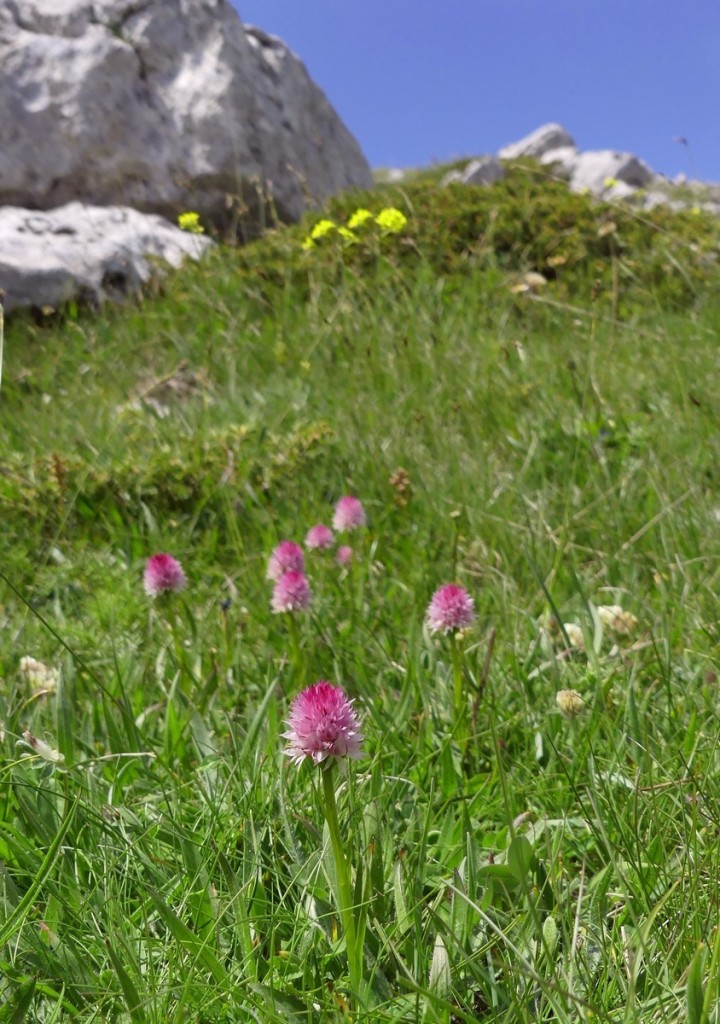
[321,764,363,1000]
[286,614,304,687]
[450,633,469,754]
[450,633,464,719]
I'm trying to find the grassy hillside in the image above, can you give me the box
[1,164,720,1022]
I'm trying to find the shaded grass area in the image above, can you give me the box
[1,167,720,1022]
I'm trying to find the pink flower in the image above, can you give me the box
[143,554,187,597]
[267,540,305,581]
[271,570,312,613]
[283,681,364,765]
[426,584,475,634]
[332,496,367,532]
[305,524,335,551]
[336,545,353,566]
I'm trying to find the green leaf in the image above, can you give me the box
[542,915,558,957]
[105,941,147,1024]
[687,945,705,1024]
[428,933,451,999]
[393,860,410,934]
[507,836,534,883]
[147,888,228,986]
[0,977,35,1024]
[0,803,76,950]
[55,659,75,767]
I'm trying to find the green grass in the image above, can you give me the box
[1,165,720,1022]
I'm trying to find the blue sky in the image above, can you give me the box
[234,0,719,182]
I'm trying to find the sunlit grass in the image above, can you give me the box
[1,167,720,1021]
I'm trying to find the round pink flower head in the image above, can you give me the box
[271,570,312,614]
[267,540,305,582]
[426,583,475,635]
[144,554,187,597]
[283,681,364,765]
[332,495,367,532]
[336,545,353,567]
[305,524,335,551]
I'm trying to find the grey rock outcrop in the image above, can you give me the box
[498,124,656,201]
[0,204,212,312]
[499,123,576,161]
[442,155,503,188]
[441,156,505,188]
[0,0,373,229]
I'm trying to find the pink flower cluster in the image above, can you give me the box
[332,496,366,532]
[305,524,334,551]
[267,540,305,581]
[271,570,312,613]
[265,497,366,613]
[426,583,475,634]
[144,553,187,597]
[283,681,364,764]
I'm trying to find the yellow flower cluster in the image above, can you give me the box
[347,208,374,229]
[310,218,336,241]
[375,207,407,233]
[301,206,408,250]
[178,211,205,234]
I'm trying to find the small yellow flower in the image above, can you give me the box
[556,689,586,718]
[347,208,374,229]
[375,207,407,233]
[690,205,701,216]
[301,236,315,250]
[603,177,619,189]
[178,211,204,234]
[337,226,357,244]
[310,218,336,241]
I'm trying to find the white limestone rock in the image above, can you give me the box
[499,123,576,161]
[0,0,373,228]
[642,191,672,211]
[602,180,636,202]
[538,146,579,179]
[569,151,653,195]
[0,203,213,312]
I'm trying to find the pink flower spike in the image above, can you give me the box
[271,570,312,614]
[336,545,353,566]
[267,540,305,581]
[144,554,187,597]
[332,496,367,532]
[426,584,475,635]
[283,681,364,765]
[305,524,335,551]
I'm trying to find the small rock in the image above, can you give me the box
[499,123,576,160]
[642,191,672,211]
[570,150,653,195]
[603,180,637,202]
[462,156,506,186]
[441,156,505,188]
[538,146,579,179]
[0,203,213,312]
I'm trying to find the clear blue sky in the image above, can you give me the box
[233,0,719,182]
